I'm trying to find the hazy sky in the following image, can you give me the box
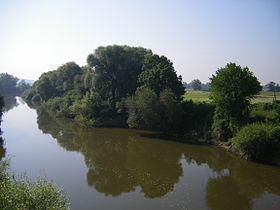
[0,0,279,83]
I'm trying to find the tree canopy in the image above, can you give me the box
[86,45,152,106]
[210,63,261,140]
[138,54,185,99]
[24,45,186,130]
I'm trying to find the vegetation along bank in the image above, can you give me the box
[22,45,280,165]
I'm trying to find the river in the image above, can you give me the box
[1,97,280,210]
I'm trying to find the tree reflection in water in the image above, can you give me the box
[37,110,183,198]
[36,109,280,209]
[2,95,19,112]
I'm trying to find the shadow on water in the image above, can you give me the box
[35,109,280,209]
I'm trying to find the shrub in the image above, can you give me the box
[182,100,214,138]
[230,123,280,161]
[250,102,280,123]
[0,160,69,210]
[126,87,161,130]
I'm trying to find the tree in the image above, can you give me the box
[209,63,261,140]
[138,54,185,99]
[126,87,185,135]
[0,73,19,94]
[266,81,276,92]
[87,45,151,107]
[17,80,31,93]
[191,79,202,90]
[126,87,160,129]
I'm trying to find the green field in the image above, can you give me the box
[183,90,279,104]
[183,90,211,102]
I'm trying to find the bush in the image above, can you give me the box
[182,100,214,138]
[230,123,280,161]
[0,161,69,210]
[126,87,161,130]
[250,102,280,123]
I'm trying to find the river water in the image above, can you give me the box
[1,97,280,210]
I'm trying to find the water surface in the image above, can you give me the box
[1,97,280,210]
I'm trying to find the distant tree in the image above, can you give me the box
[266,81,276,92]
[138,54,185,99]
[17,80,31,93]
[276,84,280,92]
[210,63,261,140]
[0,73,19,94]
[191,79,202,90]
[201,82,210,90]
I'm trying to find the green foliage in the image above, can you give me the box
[126,87,161,130]
[125,87,214,136]
[158,89,185,134]
[210,63,261,140]
[16,80,31,93]
[23,62,83,103]
[23,45,187,131]
[0,161,69,210]
[138,54,185,99]
[182,100,214,138]
[250,102,280,123]
[87,45,151,106]
[230,123,280,161]
[70,92,112,126]
[0,73,30,95]
[0,73,18,95]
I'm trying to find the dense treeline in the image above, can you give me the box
[0,73,30,95]
[23,45,210,136]
[23,45,279,163]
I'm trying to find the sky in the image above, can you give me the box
[0,0,279,84]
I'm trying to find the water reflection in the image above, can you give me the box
[2,94,19,112]
[36,110,280,209]
[183,147,280,210]
[0,138,5,160]
[37,110,183,198]
[0,94,18,160]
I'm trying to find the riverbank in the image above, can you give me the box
[208,139,280,167]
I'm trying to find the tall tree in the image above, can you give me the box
[210,63,261,140]
[138,54,185,99]
[87,45,151,107]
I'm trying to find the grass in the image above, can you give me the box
[183,90,279,104]
[183,89,211,102]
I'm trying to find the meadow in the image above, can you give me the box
[183,90,279,104]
